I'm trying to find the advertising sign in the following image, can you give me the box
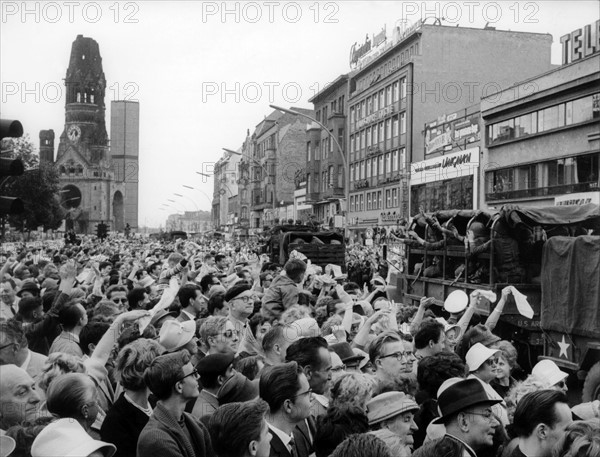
[424,113,480,155]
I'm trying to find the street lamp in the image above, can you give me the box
[269,104,348,232]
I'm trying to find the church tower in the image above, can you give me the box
[54,35,119,234]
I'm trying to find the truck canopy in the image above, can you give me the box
[499,203,600,230]
[541,235,600,339]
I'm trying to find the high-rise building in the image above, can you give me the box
[110,100,140,230]
[346,21,554,237]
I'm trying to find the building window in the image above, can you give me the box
[400,77,407,99]
[377,191,383,209]
[379,89,385,108]
[350,195,355,212]
[386,189,391,207]
[360,131,366,151]
[399,148,406,171]
[307,174,312,193]
[378,123,384,145]
[373,92,379,111]
[392,81,399,103]
[392,150,398,172]
[367,192,372,210]
[392,116,399,137]
[337,165,343,188]
[367,96,372,115]
[328,166,334,186]
[378,155,384,177]
[307,142,311,162]
[516,164,538,190]
[385,153,391,174]
[386,86,392,105]
[366,127,371,148]
[515,112,537,138]
[372,126,378,145]
[365,159,371,178]
[359,194,364,211]
[392,188,399,207]
[386,119,392,140]
[400,113,406,135]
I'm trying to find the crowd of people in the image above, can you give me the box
[0,234,598,457]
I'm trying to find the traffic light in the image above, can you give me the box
[0,119,25,215]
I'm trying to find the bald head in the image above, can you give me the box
[0,364,41,429]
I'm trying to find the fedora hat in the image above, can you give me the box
[330,342,365,365]
[366,391,419,425]
[31,418,116,457]
[17,279,40,297]
[159,319,196,352]
[465,343,500,372]
[432,378,502,424]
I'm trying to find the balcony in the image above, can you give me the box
[486,181,599,202]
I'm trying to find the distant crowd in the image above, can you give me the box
[0,234,598,457]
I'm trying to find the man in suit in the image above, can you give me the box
[189,352,235,419]
[137,351,215,457]
[0,319,47,381]
[259,362,311,457]
[207,399,272,457]
[178,284,207,322]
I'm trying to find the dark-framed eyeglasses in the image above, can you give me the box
[0,342,15,351]
[484,358,499,367]
[291,388,313,400]
[177,369,199,382]
[112,298,128,304]
[463,409,495,422]
[378,351,408,361]
[219,329,240,339]
[233,295,252,303]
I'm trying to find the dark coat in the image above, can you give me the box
[137,401,215,457]
[268,428,310,457]
[100,393,150,457]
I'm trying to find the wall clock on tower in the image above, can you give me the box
[67,125,81,143]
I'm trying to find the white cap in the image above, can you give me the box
[465,342,500,372]
[531,359,568,387]
[159,319,196,352]
[444,290,469,314]
[31,418,116,457]
[0,435,16,457]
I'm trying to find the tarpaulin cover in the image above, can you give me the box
[501,203,600,230]
[541,236,600,339]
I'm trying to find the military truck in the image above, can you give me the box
[402,204,600,400]
[263,224,346,271]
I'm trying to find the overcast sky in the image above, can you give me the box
[1,1,598,227]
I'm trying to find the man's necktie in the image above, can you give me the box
[289,435,297,457]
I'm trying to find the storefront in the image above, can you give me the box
[410,147,480,212]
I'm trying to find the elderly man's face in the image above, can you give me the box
[0,282,16,305]
[0,365,41,428]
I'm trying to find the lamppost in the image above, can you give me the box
[269,104,348,234]
[223,147,277,227]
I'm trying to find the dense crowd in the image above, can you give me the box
[0,234,598,457]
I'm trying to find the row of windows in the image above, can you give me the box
[354,43,418,94]
[349,188,399,212]
[315,95,346,123]
[350,78,407,124]
[349,114,406,160]
[350,149,405,182]
[487,153,599,193]
[307,128,345,162]
[488,93,600,145]
[306,166,344,193]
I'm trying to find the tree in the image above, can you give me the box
[2,135,65,231]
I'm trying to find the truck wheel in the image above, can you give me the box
[582,362,600,402]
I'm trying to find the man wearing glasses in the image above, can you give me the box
[431,378,502,457]
[368,331,415,391]
[106,285,129,312]
[225,283,255,355]
[138,351,214,457]
[259,362,311,457]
